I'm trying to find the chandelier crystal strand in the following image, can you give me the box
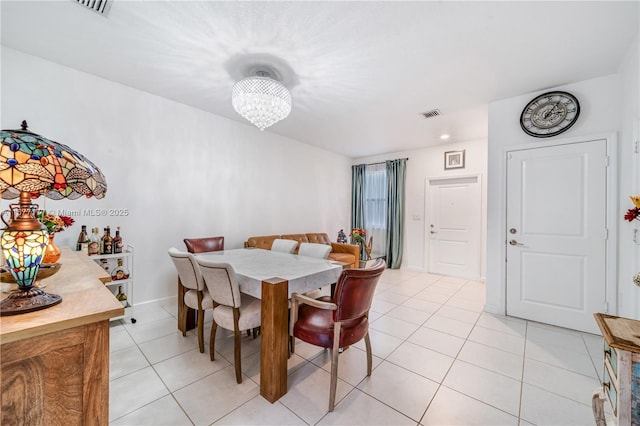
[232,76,291,131]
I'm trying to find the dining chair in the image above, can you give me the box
[183,236,224,253]
[271,238,298,254]
[289,259,385,411]
[298,242,333,299]
[298,242,331,259]
[195,257,262,384]
[168,247,213,353]
[177,236,225,333]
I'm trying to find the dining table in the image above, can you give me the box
[195,248,343,402]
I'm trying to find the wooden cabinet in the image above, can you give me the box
[0,248,123,425]
[1,321,110,424]
[593,313,640,426]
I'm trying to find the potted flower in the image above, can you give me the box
[624,195,640,223]
[37,211,75,264]
[349,228,367,260]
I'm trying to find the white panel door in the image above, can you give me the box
[427,176,481,280]
[506,140,607,334]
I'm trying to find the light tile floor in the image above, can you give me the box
[109,269,609,425]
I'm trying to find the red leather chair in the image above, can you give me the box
[184,236,224,254]
[179,237,224,333]
[289,259,385,411]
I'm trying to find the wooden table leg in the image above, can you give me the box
[260,277,289,403]
[177,278,196,333]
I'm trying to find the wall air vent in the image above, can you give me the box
[420,109,441,119]
[74,0,112,16]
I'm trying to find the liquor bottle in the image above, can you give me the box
[104,226,114,255]
[115,285,128,307]
[111,258,130,281]
[100,228,106,254]
[100,258,110,273]
[88,227,100,256]
[76,225,89,252]
[113,226,123,254]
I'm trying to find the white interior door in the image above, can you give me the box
[506,140,607,334]
[427,176,481,280]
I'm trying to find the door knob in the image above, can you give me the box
[509,240,524,246]
[430,230,437,234]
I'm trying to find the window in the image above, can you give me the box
[364,163,387,256]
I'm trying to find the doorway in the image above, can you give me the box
[505,139,610,334]
[426,175,482,280]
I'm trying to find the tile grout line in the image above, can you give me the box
[517,320,529,426]
[351,273,442,425]
[418,287,524,425]
[111,308,200,425]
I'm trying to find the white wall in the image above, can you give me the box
[353,138,488,278]
[0,47,352,304]
[618,35,640,318]
[487,41,640,320]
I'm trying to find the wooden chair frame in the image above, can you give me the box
[209,304,251,384]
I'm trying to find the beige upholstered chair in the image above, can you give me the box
[298,243,333,299]
[178,236,225,334]
[290,259,385,411]
[298,242,332,259]
[195,257,261,384]
[168,248,214,353]
[271,238,298,254]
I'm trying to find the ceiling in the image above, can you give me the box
[1,1,638,158]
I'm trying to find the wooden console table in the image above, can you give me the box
[1,248,123,425]
[592,313,640,426]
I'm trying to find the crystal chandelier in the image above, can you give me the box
[232,71,292,131]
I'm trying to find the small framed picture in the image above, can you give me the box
[444,150,465,170]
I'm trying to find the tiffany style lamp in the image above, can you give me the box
[0,121,107,315]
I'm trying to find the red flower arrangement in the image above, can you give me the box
[37,211,75,234]
[624,195,640,223]
[349,228,367,244]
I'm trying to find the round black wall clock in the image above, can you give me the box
[520,91,580,138]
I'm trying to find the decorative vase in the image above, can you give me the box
[42,233,61,264]
[352,240,366,261]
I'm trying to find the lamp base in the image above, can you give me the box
[0,287,62,316]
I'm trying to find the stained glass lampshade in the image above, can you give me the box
[0,121,107,315]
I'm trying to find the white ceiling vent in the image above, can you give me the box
[420,109,441,119]
[74,0,112,16]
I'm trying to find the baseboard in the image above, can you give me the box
[483,303,504,315]
[136,295,177,305]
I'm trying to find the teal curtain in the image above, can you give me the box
[385,159,406,269]
[351,164,366,259]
